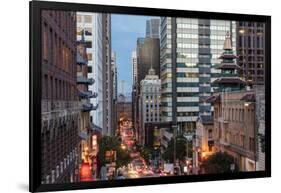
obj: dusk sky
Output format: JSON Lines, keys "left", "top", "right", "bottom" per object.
{"left": 112, "top": 14, "right": 157, "bottom": 95}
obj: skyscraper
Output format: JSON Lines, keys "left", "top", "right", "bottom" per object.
{"left": 236, "top": 21, "right": 265, "bottom": 86}
{"left": 146, "top": 18, "right": 160, "bottom": 38}
{"left": 136, "top": 37, "right": 160, "bottom": 85}
{"left": 102, "top": 14, "right": 114, "bottom": 136}
{"left": 160, "top": 17, "right": 236, "bottom": 132}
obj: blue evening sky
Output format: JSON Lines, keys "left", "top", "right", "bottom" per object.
{"left": 112, "top": 14, "right": 157, "bottom": 95}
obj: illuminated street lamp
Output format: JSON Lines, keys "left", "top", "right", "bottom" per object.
{"left": 202, "top": 152, "right": 206, "bottom": 159}
{"left": 121, "top": 144, "right": 126, "bottom": 150}
{"left": 239, "top": 29, "right": 245, "bottom": 34}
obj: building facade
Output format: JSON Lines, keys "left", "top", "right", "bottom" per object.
{"left": 139, "top": 68, "right": 162, "bottom": 145}
{"left": 76, "top": 34, "right": 100, "bottom": 180}
{"left": 160, "top": 17, "right": 236, "bottom": 133}
{"left": 41, "top": 10, "right": 80, "bottom": 184}
{"left": 209, "top": 90, "right": 257, "bottom": 171}
{"left": 194, "top": 115, "right": 214, "bottom": 169}
{"left": 77, "top": 13, "right": 113, "bottom": 137}
{"left": 236, "top": 22, "right": 265, "bottom": 86}
{"left": 131, "top": 50, "right": 138, "bottom": 85}
{"left": 102, "top": 14, "right": 114, "bottom": 136}
{"left": 112, "top": 51, "right": 118, "bottom": 136}
{"left": 77, "top": 12, "right": 104, "bottom": 132}
{"left": 254, "top": 85, "right": 265, "bottom": 170}
{"left": 117, "top": 94, "right": 132, "bottom": 122}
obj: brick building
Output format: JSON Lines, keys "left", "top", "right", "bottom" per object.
{"left": 41, "top": 10, "right": 80, "bottom": 184}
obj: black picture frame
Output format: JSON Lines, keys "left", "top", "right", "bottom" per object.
{"left": 29, "top": 1, "right": 271, "bottom": 192}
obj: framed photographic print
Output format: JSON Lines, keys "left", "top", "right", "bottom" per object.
{"left": 29, "top": 0, "right": 271, "bottom": 192}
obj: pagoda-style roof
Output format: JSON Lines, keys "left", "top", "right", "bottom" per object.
{"left": 219, "top": 54, "right": 238, "bottom": 59}
{"left": 205, "top": 95, "right": 221, "bottom": 103}
{"left": 197, "top": 114, "right": 214, "bottom": 125}
{"left": 216, "top": 63, "right": 241, "bottom": 70}
{"left": 241, "top": 93, "right": 255, "bottom": 102}
{"left": 212, "top": 77, "right": 246, "bottom": 85}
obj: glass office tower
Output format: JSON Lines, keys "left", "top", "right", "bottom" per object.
{"left": 160, "top": 17, "right": 236, "bottom": 133}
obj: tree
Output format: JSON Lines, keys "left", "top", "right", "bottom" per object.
{"left": 162, "top": 135, "right": 187, "bottom": 162}
{"left": 98, "top": 136, "right": 131, "bottom": 168}
{"left": 140, "top": 147, "right": 153, "bottom": 164}
{"left": 201, "top": 151, "right": 238, "bottom": 174}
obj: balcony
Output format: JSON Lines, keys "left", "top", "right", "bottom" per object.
{"left": 76, "top": 54, "right": 88, "bottom": 65}
{"left": 78, "top": 130, "right": 88, "bottom": 140}
{"left": 82, "top": 102, "right": 98, "bottom": 112}
{"left": 78, "top": 90, "right": 98, "bottom": 99}
{"left": 77, "top": 76, "right": 95, "bottom": 85}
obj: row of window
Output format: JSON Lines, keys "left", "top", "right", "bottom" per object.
{"left": 177, "top": 43, "right": 199, "bottom": 49}
{"left": 161, "top": 102, "right": 199, "bottom": 107}
{"left": 162, "top": 92, "right": 199, "bottom": 97}
{"left": 43, "top": 74, "right": 76, "bottom": 101}
{"left": 43, "top": 22, "right": 75, "bottom": 74}
{"left": 214, "top": 107, "right": 254, "bottom": 123}
{"left": 161, "top": 63, "right": 199, "bottom": 69}
{"left": 177, "top": 23, "right": 198, "bottom": 29}
{"left": 44, "top": 10, "right": 76, "bottom": 39}
{"left": 77, "top": 15, "right": 92, "bottom": 23}
{"left": 162, "top": 82, "right": 199, "bottom": 89}
{"left": 162, "top": 72, "right": 199, "bottom": 79}
{"left": 238, "top": 36, "right": 264, "bottom": 48}
{"left": 161, "top": 111, "right": 199, "bottom": 117}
